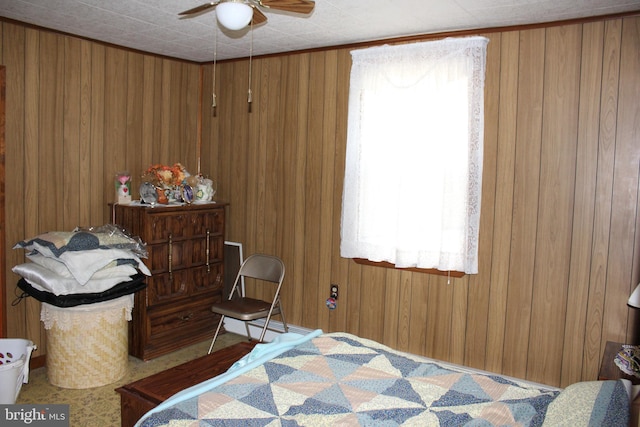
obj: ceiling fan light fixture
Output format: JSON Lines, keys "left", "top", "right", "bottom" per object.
{"left": 216, "top": 1, "right": 253, "bottom": 30}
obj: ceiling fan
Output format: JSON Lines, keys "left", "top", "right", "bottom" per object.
{"left": 179, "top": 0, "right": 315, "bottom": 30}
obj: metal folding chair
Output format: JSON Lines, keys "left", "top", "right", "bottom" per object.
{"left": 207, "top": 253, "right": 288, "bottom": 354}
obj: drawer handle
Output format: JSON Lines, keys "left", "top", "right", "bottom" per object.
{"left": 168, "top": 233, "right": 173, "bottom": 280}
{"left": 206, "top": 230, "right": 210, "bottom": 273}
{"left": 179, "top": 312, "right": 193, "bottom": 321}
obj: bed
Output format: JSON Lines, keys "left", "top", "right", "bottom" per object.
{"left": 135, "top": 330, "right": 630, "bottom": 426}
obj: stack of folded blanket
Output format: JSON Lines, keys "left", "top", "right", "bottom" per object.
{"left": 12, "top": 224, "right": 150, "bottom": 307}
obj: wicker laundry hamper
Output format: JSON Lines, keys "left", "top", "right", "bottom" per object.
{"left": 41, "top": 295, "right": 133, "bottom": 389}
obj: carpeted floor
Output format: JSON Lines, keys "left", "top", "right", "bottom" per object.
{"left": 16, "top": 333, "right": 247, "bottom": 427}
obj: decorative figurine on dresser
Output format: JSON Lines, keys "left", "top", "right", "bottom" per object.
{"left": 112, "top": 164, "right": 226, "bottom": 360}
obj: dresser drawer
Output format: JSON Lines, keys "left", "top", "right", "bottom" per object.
{"left": 143, "top": 209, "right": 224, "bottom": 244}
{"left": 189, "top": 235, "right": 224, "bottom": 267}
{"left": 146, "top": 240, "right": 188, "bottom": 274}
{"left": 146, "top": 236, "right": 224, "bottom": 274}
{"left": 190, "top": 210, "right": 225, "bottom": 238}
{"left": 145, "top": 295, "right": 221, "bottom": 354}
{"left": 143, "top": 211, "right": 191, "bottom": 243}
{"left": 191, "top": 263, "right": 224, "bottom": 297}
{"left": 147, "top": 264, "right": 223, "bottom": 307}
{"left": 146, "top": 270, "right": 190, "bottom": 305}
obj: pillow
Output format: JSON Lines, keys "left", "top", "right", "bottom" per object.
{"left": 26, "top": 253, "right": 141, "bottom": 280}
{"left": 15, "top": 229, "right": 151, "bottom": 285}
{"left": 13, "top": 262, "right": 139, "bottom": 295}
{"left": 16, "top": 275, "right": 146, "bottom": 307}
{"left": 58, "top": 249, "right": 151, "bottom": 285}
{"left": 542, "top": 380, "right": 629, "bottom": 426}
{"left": 14, "top": 230, "right": 141, "bottom": 257}
{"left": 18, "top": 247, "right": 150, "bottom": 285}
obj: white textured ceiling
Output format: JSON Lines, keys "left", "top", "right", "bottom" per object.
{"left": 0, "top": 0, "right": 639, "bottom": 62}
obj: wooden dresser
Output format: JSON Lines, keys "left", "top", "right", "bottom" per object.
{"left": 113, "top": 202, "right": 228, "bottom": 360}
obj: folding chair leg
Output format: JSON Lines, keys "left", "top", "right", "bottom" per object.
{"left": 280, "top": 304, "right": 288, "bottom": 333}
{"left": 258, "top": 314, "right": 273, "bottom": 342}
{"left": 244, "top": 321, "right": 253, "bottom": 341}
{"left": 207, "top": 315, "right": 226, "bottom": 354}
{"left": 257, "top": 302, "right": 287, "bottom": 342}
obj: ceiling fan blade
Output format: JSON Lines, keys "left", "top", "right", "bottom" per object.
{"left": 258, "top": 0, "right": 315, "bottom": 15}
{"left": 252, "top": 7, "right": 268, "bottom": 25}
{"left": 179, "top": 2, "right": 219, "bottom": 16}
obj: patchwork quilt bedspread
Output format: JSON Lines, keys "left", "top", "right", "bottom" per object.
{"left": 138, "top": 332, "right": 629, "bottom": 426}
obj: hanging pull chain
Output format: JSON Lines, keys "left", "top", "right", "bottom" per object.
{"left": 212, "top": 27, "right": 218, "bottom": 116}
{"left": 248, "top": 17, "right": 253, "bottom": 113}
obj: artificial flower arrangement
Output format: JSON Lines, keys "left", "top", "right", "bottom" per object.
{"left": 142, "top": 163, "right": 187, "bottom": 189}
{"left": 141, "top": 163, "right": 215, "bottom": 205}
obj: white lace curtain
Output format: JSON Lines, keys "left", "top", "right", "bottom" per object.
{"left": 340, "top": 37, "right": 488, "bottom": 274}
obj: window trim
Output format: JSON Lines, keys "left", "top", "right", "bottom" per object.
{"left": 353, "top": 258, "right": 465, "bottom": 278}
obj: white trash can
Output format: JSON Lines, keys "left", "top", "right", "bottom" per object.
{"left": 41, "top": 295, "right": 133, "bottom": 389}
{"left": 0, "top": 338, "right": 37, "bottom": 404}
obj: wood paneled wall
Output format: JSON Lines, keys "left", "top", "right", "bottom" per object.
{"left": 203, "top": 16, "right": 640, "bottom": 388}
{"left": 2, "top": 15, "right": 639, "bottom": 387}
{"left": 1, "top": 22, "right": 202, "bottom": 351}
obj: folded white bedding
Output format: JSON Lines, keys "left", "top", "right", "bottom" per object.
{"left": 14, "top": 228, "right": 150, "bottom": 285}
{"left": 12, "top": 262, "right": 140, "bottom": 295}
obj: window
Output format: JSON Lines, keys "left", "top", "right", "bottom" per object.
{"left": 340, "top": 37, "right": 488, "bottom": 275}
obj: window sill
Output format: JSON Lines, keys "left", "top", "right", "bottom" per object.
{"left": 353, "top": 258, "right": 465, "bottom": 278}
